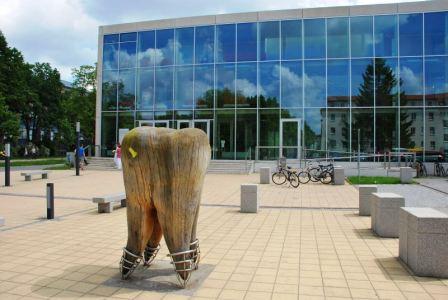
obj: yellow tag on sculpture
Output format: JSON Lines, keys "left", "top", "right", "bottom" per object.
{"left": 128, "top": 147, "right": 138, "bottom": 158}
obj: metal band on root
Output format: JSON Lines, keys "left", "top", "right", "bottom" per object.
{"left": 119, "top": 247, "right": 142, "bottom": 279}
{"left": 143, "top": 244, "right": 160, "bottom": 266}
{"left": 168, "top": 239, "right": 201, "bottom": 288}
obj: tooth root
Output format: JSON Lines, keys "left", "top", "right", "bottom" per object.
{"left": 121, "top": 127, "right": 210, "bottom": 286}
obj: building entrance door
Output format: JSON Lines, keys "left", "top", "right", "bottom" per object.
{"left": 137, "top": 120, "right": 169, "bottom": 127}
{"left": 177, "top": 120, "right": 211, "bottom": 142}
{"left": 280, "top": 119, "right": 301, "bottom": 159}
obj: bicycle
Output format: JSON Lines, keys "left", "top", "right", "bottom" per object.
{"left": 272, "top": 165, "right": 300, "bottom": 188}
{"left": 435, "top": 162, "right": 446, "bottom": 177}
{"left": 308, "top": 162, "right": 334, "bottom": 184}
{"left": 412, "top": 160, "right": 427, "bottom": 177}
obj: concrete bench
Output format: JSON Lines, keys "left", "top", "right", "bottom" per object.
{"left": 399, "top": 207, "right": 448, "bottom": 278}
{"left": 92, "top": 193, "right": 126, "bottom": 213}
{"left": 0, "top": 216, "right": 4, "bottom": 227}
{"left": 358, "top": 185, "right": 378, "bottom": 216}
{"left": 400, "top": 167, "right": 413, "bottom": 183}
{"left": 333, "top": 167, "right": 345, "bottom": 185}
{"left": 241, "top": 184, "right": 259, "bottom": 213}
{"left": 259, "top": 167, "right": 271, "bottom": 184}
{"left": 20, "top": 170, "right": 51, "bottom": 181}
{"left": 371, "top": 192, "right": 405, "bottom": 238}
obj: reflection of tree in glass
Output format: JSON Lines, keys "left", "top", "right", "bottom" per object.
{"left": 196, "top": 89, "right": 214, "bottom": 108}
{"left": 117, "top": 80, "right": 135, "bottom": 110}
{"left": 102, "top": 81, "right": 117, "bottom": 110}
{"left": 352, "top": 58, "right": 413, "bottom": 153}
{"left": 216, "top": 87, "right": 235, "bottom": 107}
{"left": 259, "top": 95, "right": 279, "bottom": 108}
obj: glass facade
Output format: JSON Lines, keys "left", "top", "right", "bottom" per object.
{"left": 100, "top": 10, "right": 448, "bottom": 161}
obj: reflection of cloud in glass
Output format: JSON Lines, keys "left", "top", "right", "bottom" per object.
{"left": 119, "top": 51, "right": 136, "bottom": 68}
{"left": 400, "top": 66, "right": 422, "bottom": 95}
{"left": 236, "top": 79, "right": 257, "bottom": 96}
{"left": 305, "top": 109, "right": 323, "bottom": 135}
{"left": 304, "top": 72, "right": 325, "bottom": 106}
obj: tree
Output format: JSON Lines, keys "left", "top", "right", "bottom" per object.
{"left": 0, "top": 95, "right": 20, "bottom": 144}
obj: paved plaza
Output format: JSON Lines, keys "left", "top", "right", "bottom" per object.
{"left": 0, "top": 170, "right": 448, "bottom": 299}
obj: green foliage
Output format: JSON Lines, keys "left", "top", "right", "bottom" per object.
{"left": 0, "top": 158, "right": 65, "bottom": 167}
{"left": 0, "top": 30, "right": 96, "bottom": 156}
{"left": 347, "top": 176, "right": 407, "bottom": 184}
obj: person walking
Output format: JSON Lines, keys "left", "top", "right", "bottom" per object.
{"left": 76, "top": 144, "right": 86, "bottom": 170}
{"left": 114, "top": 143, "right": 122, "bottom": 170}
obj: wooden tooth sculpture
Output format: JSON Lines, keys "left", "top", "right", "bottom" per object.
{"left": 119, "top": 127, "right": 210, "bottom": 287}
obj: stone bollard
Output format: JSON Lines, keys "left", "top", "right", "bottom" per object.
{"left": 259, "top": 167, "right": 271, "bottom": 184}
{"left": 333, "top": 167, "right": 345, "bottom": 185}
{"left": 400, "top": 167, "right": 413, "bottom": 183}
{"left": 371, "top": 192, "right": 405, "bottom": 238}
{"left": 0, "top": 216, "right": 4, "bottom": 226}
{"left": 241, "top": 184, "right": 259, "bottom": 213}
{"left": 399, "top": 207, "right": 448, "bottom": 278}
{"left": 358, "top": 185, "right": 377, "bottom": 216}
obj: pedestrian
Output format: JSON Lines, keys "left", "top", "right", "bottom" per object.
{"left": 77, "top": 144, "right": 86, "bottom": 170}
{"left": 114, "top": 143, "right": 122, "bottom": 170}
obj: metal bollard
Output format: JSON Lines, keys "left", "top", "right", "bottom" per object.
{"left": 4, "top": 143, "right": 10, "bottom": 187}
{"left": 47, "top": 183, "right": 54, "bottom": 219}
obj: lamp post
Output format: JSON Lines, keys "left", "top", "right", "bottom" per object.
{"left": 4, "top": 143, "right": 10, "bottom": 186}
{"left": 75, "top": 122, "right": 80, "bottom": 176}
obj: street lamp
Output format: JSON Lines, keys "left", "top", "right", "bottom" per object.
{"left": 75, "top": 122, "right": 80, "bottom": 176}
{"left": 4, "top": 143, "right": 10, "bottom": 186}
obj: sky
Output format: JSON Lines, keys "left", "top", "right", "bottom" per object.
{"left": 0, "top": 0, "right": 427, "bottom": 81}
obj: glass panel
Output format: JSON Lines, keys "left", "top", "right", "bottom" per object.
{"left": 327, "top": 17, "right": 349, "bottom": 58}
{"left": 175, "top": 27, "right": 194, "bottom": 64}
{"left": 237, "top": 23, "right": 257, "bottom": 62}
{"left": 103, "top": 44, "right": 118, "bottom": 70}
{"left": 104, "top": 34, "right": 118, "bottom": 44}
{"left": 425, "top": 56, "right": 448, "bottom": 106}
{"left": 154, "top": 111, "right": 173, "bottom": 120}
{"left": 101, "top": 112, "right": 116, "bottom": 157}
{"left": 195, "top": 110, "right": 213, "bottom": 120}
{"left": 282, "top": 121, "right": 299, "bottom": 159}
{"left": 118, "top": 112, "right": 134, "bottom": 138}
{"left": 374, "top": 15, "right": 398, "bottom": 57}
{"left": 304, "top": 19, "right": 325, "bottom": 59}
{"left": 352, "top": 108, "right": 374, "bottom": 153}
{"left": 216, "top": 63, "right": 235, "bottom": 108}
{"left": 156, "top": 29, "right": 175, "bottom": 66}
{"left": 351, "top": 58, "right": 374, "bottom": 107}
{"left": 400, "top": 108, "right": 423, "bottom": 155}
{"left": 155, "top": 66, "right": 173, "bottom": 110}
{"left": 375, "top": 58, "right": 399, "bottom": 106}
{"left": 136, "top": 68, "right": 154, "bottom": 110}
{"left": 195, "top": 26, "right": 214, "bottom": 64}
{"left": 175, "top": 66, "right": 193, "bottom": 109}
{"left": 136, "top": 112, "right": 153, "bottom": 121}
{"left": 102, "top": 70, "right": 117, "bottom": 110}
{"left": 400, "top": 57, "right": 423, "bottom": 106}
{"left": 194, "top": 65, "right": 214, "bottom": 109}
{"left": 304, "top": 60, "right": 325, "bottom": 107}
{"left": 376, "top": 108, "right": 398, "bottom": 153}
{"left": 281, "top": 61, "right": 302, "bottom": 108}
{"left": 281, "top": 20, "right": 302, "bottom": 60}
{"left": 138, "top": 31, "right": 155, "bottom": 68}
{"left": 281, "top": 108, "right": 302, "bottom": 119}
{"left": 236, "top": 109, "right": 256, "bottom": 159}
{"left": 350, "top": 16, "right": 373, "bottom": 58}
{"left": 425, "top": 108, "right": 448, "bottom": 161}
{"left": 425, "top": 12, "right": 448, "bottom": 55}
{"left": 215, "top": 110, "right": 235, "bottom": 159}
{"left": 327, "top": 109, "right": 350, "bottom": 157}
{"left": 120, "top": 32, "right": 137, "bottom": 42}
{"left": 259, "top": 21, "right": 280, "bottom": 61}
{"left": 236, "top": 63, "right": 257, "bottom": 108}
{"left": 327, "top": 59, "right": 349, "bottom": 107}
{"left": 216, "top": 24, "right": 235, "bottom": 63}
{"left": 259, "top": 109, "right": 279, "bottom": 160}
{"left": 304, "top": 108, "right": 326, "bottom": 159}
{"left": 399, "top": 14, "right": 423, "bottom": 56}
{"left": 259, "top": 62, "right": 280, "bottom": 108}
{"left": 117, "top": 69, "right": 135, "bottom": 110}
{"left": 119, "top": 42, "right": 136, "bottom": 69}
{"left": 175, "top": 110, "right": 193, "bottom": 120}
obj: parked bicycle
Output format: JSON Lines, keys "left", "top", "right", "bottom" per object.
{"left": 412, "top": 160, "right": 427, "bottom": 177}
{"left": 272, "top": 165, "right": 300, "bottom": 188}
{"left": 434, "top": 162, "right": 446, "bottom": 177}
{"left": 297, "top": 161, "right": 334, "bottom": 184}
